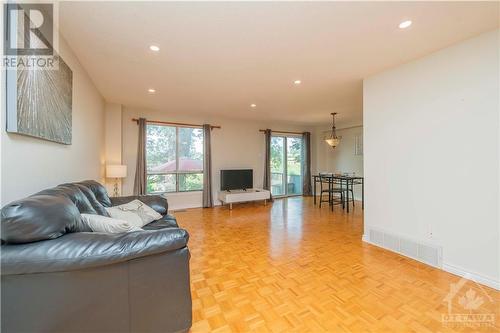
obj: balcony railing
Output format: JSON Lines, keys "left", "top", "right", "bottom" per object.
{"left": 271, "top": 172, "right": 302, "bottom": 196}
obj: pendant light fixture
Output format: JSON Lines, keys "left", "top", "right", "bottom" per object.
{"left": 325, "top": 112, "right": 340, "bottom": 148}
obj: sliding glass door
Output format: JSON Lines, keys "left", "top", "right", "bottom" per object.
{"left": 270, "top": 135, "right": 303, "bottom": 197}
{"left": 286, "top": 137, "right": 303, "bottom": 195}
{"left": 271, "top": 136, "right": 285, "bottom": 195}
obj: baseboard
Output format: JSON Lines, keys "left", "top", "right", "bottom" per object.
{"left": 168, "top": 202, "right": 203, "bottom": 211}
{"left": 362, "top": 234, "right": 500, "bottom": 291}
{"left": 442, "top": 262, "right": 500, "bottom": 291}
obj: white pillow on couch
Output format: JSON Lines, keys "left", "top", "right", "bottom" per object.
{"left": 81, "top": 214, "right": 141, "bottom": 233}
{"left": 105, "top": 199, "right": 162, "bottom": 228}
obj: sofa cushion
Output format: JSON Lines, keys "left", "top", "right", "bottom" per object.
{"left": 38, "top": 184, "right": 98, "bottom": 215}
{"left": 1, "top": 195, "right": 88, "bottom": 244}
{"left": 81, "top": 214, "right": 141, "bottom": 233}
{"left": 106, "top": 200, "right": 163, "bottom": 228}
{"left": 77, "top": 180, "right": 112, "bottom": 207}
{"left": 110, "top": 195, "right": 168, "bottom": 215}
{"left": 1, "top": 228, "right": 189, "bottom": 275}
{"left": 143, "top": 214, "right": 179, "bottom": 230}
{"left": 73, "top": 184, "right": 111, "bottom": 216}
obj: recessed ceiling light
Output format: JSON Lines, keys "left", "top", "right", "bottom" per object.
{"left": 250, "top": 104, "right": 257, "bottom": 108}
{"left": 148, "top": 88, "right": 156, "bottom": 93}
{"left": 149, "top": 45, "right": 160, "bottom": 52}
{"left": 294, "top": 80, "right": 302, "bottom": 85}
{"left": 398, "top": 20, "right": 412, "bottom": 29}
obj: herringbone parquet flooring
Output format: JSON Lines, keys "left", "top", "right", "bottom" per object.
{"left": 175, "top": 197, "right": 499, "bottom": 333}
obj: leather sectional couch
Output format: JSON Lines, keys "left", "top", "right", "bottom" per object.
{"left": 1, "top": 180, "right": 192, "bottom": 333}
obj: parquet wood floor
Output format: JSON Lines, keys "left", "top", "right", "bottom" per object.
{"left": 174, "top": 197, "right": 499, "bottom": 333}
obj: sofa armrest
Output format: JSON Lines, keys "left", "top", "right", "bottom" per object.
{"left": 1, "top": 228, "right": 188, "bottom": 276}
{"left": 111, "top": 195, "right": 168, "bottom": 215}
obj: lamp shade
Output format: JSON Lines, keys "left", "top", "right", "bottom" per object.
{"left": 106, "top": 165, "right": 127, "bottom": 178}
{"left": 324, "top": 112, "right": 340, "bottom": 149}
{"left": 325, "top": 137, "right": 340, "bottom": 148}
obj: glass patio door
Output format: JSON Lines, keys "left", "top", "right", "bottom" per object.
{"left": 270, "top": 135, "right": 303, "bottom": 197}
{"left": 271, "top": 136, "right": 285, "bottom": 196}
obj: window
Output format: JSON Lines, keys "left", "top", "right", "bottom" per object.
{"left": 146, "top": 124, "right": 203, "bottom": 193}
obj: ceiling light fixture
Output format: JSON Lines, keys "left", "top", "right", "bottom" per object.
{"left": 325, "top": 113, "right": 340, "bottom": 148}
{"left": 398, "top": 20, "right": 412, "bottom": 29}
{"left": 294, "top": 80, "right": 302, "bottom": 85}
{"left": 148, "top": 88, "right": 156, "bottom": 93}
{"left": 149, "top": 45, "right": 160, "bottom": 52}
{"left": 250, "top": 104, "right": 257, "bottom": 108}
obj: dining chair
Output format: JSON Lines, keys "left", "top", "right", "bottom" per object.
{"left": 342, "top": 178, "right": 356, "bottom": 209}
{"left": 319, "top": 173, "right": 345, "bottom": 211}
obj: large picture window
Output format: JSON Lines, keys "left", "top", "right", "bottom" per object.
{"left": 146, "top": 124, "right": 203, "bottom": 193}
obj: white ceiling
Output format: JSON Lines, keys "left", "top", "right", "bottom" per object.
{"left": 59, "top": 1, "right": 499, "bottom": 127}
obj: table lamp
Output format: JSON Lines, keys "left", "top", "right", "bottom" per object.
{"left": 106, "top": 165, "right": 127, "bottom": 197}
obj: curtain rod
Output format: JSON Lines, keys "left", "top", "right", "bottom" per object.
{"left": 132, "top": 118, "right": 221, "bottom": 129}
{"left": 259, "top": 129, "right": 305, "bottom": 135}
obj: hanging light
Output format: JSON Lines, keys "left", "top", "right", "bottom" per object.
{"left": 325, "top": 112, "right": 340, "bottom": 148}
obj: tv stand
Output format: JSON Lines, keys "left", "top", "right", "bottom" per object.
{"left": 225, "top": 189, "right": 247, "bottom": 193}
{"left": 218, "top": 188, "right": 271, "bottom": 210}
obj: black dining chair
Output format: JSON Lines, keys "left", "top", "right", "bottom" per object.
{"left": 343, "top": 177, "right": 357, "bottom": 209}
{"left": 335, "top": 177, "right": 355, "bottom": 209}
{"left": 318, "top": 174, "right": 345, "bottom": 211}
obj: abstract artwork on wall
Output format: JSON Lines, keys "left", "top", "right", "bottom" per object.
{"left": 6, "top": 55, "right": 73, "bottom": 145}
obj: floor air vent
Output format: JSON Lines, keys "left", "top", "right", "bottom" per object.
{"left": 365, "top": 227, "right": 442, "bottom": 268}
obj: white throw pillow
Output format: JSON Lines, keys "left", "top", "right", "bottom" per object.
{"left": 81, "top": 214, "right": 142, "bottom": 233}
{"left": 106, "top": 200, "right": 162, "bottom": 228}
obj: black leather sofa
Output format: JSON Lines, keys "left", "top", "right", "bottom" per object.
{"left": 1, "top": 180, "right": 192, "bottom": 333}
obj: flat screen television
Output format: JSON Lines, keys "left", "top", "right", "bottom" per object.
{"left": 220, "top": 169, "right": 253, "bottom": 191}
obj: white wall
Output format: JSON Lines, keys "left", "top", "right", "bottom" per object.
{"left": 314, "top": 126, "right": 363, "bottom": 200}
{"left": 104, "top": 103, "right": 123, "bottom": 195}
{"left": 0, "top": 34, "right": 105, "bottom": 205}
{"left": 120, "top": 107, "right": 314, "bottom": 210}
{"left": 363, "top": 30, "right": 499, "bottom": 289}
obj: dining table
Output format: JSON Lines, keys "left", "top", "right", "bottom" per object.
{"left": 312, "top": 174, "right": 364, "bottom": 212}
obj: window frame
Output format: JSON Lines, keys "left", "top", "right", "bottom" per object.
{"left": 146, "top": 124, "right": 204, "bottom": 194}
